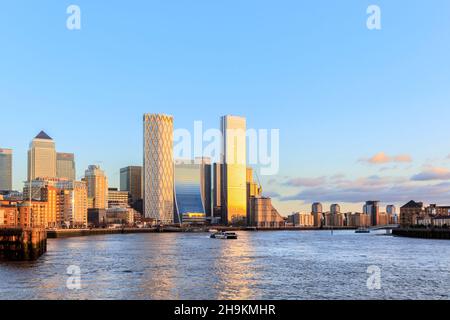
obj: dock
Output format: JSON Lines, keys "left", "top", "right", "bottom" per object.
{"left": 0, "top": 227, "right": 47, "bottom": 260}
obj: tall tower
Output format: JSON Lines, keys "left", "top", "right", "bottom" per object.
{"left": 143, "top": 114, "right": 174, "bottom": 224}
{"left": 221, "top": 115, "right": 247, "bottom": 225}
{"left": 28, "top": 131, "right": 57, "bottom": 180}
{"left": 364, "top": 201, "right": 380, "bottom": 226}
{"left": 312, "top": 202, "right": 323, "bottom": 227}
{"left": 57, "top": 152, "right": 76, "bottom": 181}
{"left": 84, "top": 165, "right": 108, "bottom": 209}
{"left": 0, "top": 148, "right": 12, "bottom": 191}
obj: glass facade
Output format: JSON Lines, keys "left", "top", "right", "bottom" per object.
{"left": 56, "top": 152, "right": 76, "bottom": 181}
{"left": 174, "top": 161, "right": 205, "bottom": 224}
{"left": 221, "top": 115, "right": 247, "bottom": 224}
{"left": 0, "top": 148, "right": 12, "bottom": 191}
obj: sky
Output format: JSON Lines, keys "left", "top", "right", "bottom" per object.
{"left": 1, "top": 1, "right": 450, "bottom": 215}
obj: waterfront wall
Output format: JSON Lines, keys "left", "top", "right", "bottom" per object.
{"left": 393, "top": 228, "right": 450, "bottom": 240}
{"left": 0, "top": 228, "right": 47, "bottom": 260}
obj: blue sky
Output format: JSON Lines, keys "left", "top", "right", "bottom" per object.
{"left": 1, "top": 1, "right": 450, "bottom": 215}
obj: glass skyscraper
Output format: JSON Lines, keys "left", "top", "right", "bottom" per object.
{"left": 120, "top": 166, "right": 142, "bottom": 203}
{"left": 0, "top": 148, "right": 12, "bottom": 191}
{"left": 143, "top": 114, "right": 174, "bottom": 224}
{"left": 174, "top": 160, "right": 206, "bottom": 224}
{"left": 56, "top": 152, "right": 76, "bottom": 181}
{"left": 221, "top": 115, "right": 247, "bottom": 225}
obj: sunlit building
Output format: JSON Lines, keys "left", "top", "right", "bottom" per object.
{"left": 84, "top": 165, "right": 108, "bottom": 210}
{"left": 108, "top": 188, "right": 130, "bottom": 208}
{"left": 56, "top": 180, "right": 88, "bottom": 228}
{"left": 28, "top": 131, "right": 57, "bottom": 180}
{"left": 248, "top": 196, "right": 285, "bottom": 228}
{"left": 246, "top": 167, "right": 262, "bottom": 225}
{"left": 0, "top": 148, "right": 12, "bottom": 191}
{"left": 143, "top": 114, "right": 174, "bottom": 224}
{"left": 221, "top": 115, "right": 247, "bottom": 225}
{"left": 56, "top": 152, "right": 76, "bottom": 181}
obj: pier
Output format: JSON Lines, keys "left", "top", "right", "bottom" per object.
{"left": 0, "top": 227, "right": 47, "bottom": 260}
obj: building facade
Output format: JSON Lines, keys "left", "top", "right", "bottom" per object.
{"left": 120, "top": 166, "right": 142, "bottom": 204}
{"left": 174, "top": 160, "right": 206, "bottom": 224}
{"left": 311, "top": 202, "right": 323, "bottom": 227}
{"left": 248, "top": 196, "right": 285, "bottom": 228}
{"left": 143, "top": 114, "right": 174, "bottom": 224}
{"left": 364, "top": 201, "right": 380, "bottom": 226}
{"left": 400, "top": 200, "right": 424, "bottom": 227}
{"left": 84, "top": 165, "right": 108, "bottom": 210}
{"left": 56, "top": 152, "right": 76, "bottom": 181}
{"left": 221, "top": 115, "right": 247, "bottom": 225}
{"left": 28, "top": 131, "right": 57, "bottom": 180}
{"left": 108, "top": 188, "right": 130, "bottom": 208}
{"left": 0, "top": 148, "right": 12, "bottom": 191}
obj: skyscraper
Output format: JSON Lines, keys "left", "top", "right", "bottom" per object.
{"left": 212, "top": 162, "right": 223, "bottom": 223}
{"left": 84, "top": 165, "right": 108, "bottom": 209}
{"left": 0, "top": 148, "right": 12, "bottom": 191}
{"left": 120, "top": 166, "right": 142, "bottom": 203}
{"left": 312, "top": 202, "right": 323, "bottom": 227}
{"left": 364, "top": 201, "right": 380, "bottom": 226}
{"left": 174, "top": 160, "right": 206, "bottom": 224}
{"left": 221, "top": 115, "right": 247, "bottom": 225}
{"left": 143, "top": 114, "right": 174, "bottom": 224}
{"left": 28, "top": 131, "right": 57, "bottom": 180}
{"left": 197, "top": 157, "right": 212, "bottom": 220}
{"left": 56, "top": 152, "right": 76, "bottom": 181}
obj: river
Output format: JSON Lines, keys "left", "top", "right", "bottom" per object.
{"left": 0, "top": 230, "right": 449, "bottom": 300}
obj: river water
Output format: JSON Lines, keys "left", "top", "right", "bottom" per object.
{"left": 0, "top": 230, "right": 449, "bottom": 300}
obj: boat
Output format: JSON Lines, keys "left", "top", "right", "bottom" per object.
{"left": 210, "top": 231, "right": 238, "bottom": 240}
{"left": 355, "top": 227, "right": 370, "bottom": 234}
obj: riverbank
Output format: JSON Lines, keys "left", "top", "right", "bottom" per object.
{"left": 47, "top": 226, "right": 357, "bottom": 238}
{"left": 393, "top": 228, "right": 450, "bottom": 240}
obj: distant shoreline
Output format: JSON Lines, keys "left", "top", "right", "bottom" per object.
{"left": 46, "top": 226, "right": 358, "bottom": 239}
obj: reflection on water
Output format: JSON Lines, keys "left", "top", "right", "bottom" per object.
{"left": 1, "top": 230, "right": 450, "bottom": 300}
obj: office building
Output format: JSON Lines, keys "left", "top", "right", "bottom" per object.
{"left": 174, "top": 160, "right": 206, "bottom": 224}
{"left": 221, "top": 115, "right": 247, "bottom": 225}
{"left": 84, "top": 165, "right": 108, "bottom": 210}
{"left": 143, "top": 114, "right": 174, "bottom": 224}
{"left": 198, "top": 157, "right": 212, "bottom": 219}
{"left": 0, "top": 148, "right": 12, "bottom": 191}
{"left": 246, "top": 167, "right": 262, "bottom": 225}
{"left": 212, "top": 162, "right": 223, "bottom": 223}
{"left": 108, "top": 188, "right": 130, "bottom": 208}
{"left": 120, "top": 166, "right": 142, "bottom": 204}
{"left": 364, "top": 201, "right": 380, "bottom": 226}
{"left": 56, "top": 152, "right": 76, "bottom": 181}
{"left": 28, "top": 131, "right": 57, "bottom": 180}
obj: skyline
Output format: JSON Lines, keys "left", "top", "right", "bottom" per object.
{"left": 2, "top": 1, "right": 450, "bottom": 214}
